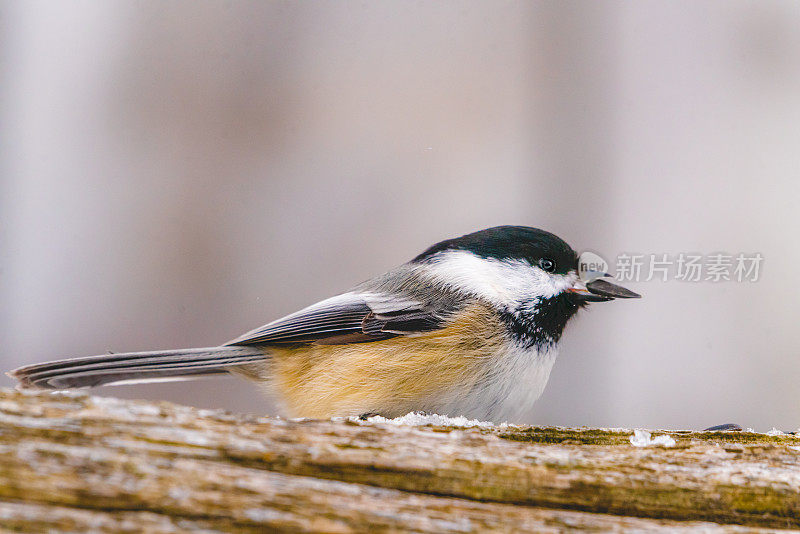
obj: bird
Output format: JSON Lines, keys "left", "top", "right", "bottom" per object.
{"left": 8, "top": 226, "right": 640, "bottom": 422}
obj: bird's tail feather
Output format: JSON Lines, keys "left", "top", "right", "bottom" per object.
{"left": 7, "top": 346, "right": 267, "bottom": 390}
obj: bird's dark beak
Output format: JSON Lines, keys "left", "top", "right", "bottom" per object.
{"left": 568, "top": 276, "right": 641, "bottom": 302}
{"left": 585, "top": 278, "right": 641, "bottom": 299}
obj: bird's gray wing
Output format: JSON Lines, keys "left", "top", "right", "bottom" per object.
{"left": 225, "top": 292, "right": 450, "bottom": 346}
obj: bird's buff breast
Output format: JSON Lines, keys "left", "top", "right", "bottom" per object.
{"left": 234, "top": 304, "right": 558, "bottom": 422}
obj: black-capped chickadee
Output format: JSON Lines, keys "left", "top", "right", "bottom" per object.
{"left": 9, "top": 226, "right": 640, "bottom": 421}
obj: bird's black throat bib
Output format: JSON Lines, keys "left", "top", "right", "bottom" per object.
{"left": 500, "top": 293, "right": 582, "bottom": 349}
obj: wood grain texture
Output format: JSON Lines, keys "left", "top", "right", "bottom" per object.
{"left": 0, "top": 388, "right": 798, "bottom": 532}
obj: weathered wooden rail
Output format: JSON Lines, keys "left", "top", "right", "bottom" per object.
{"left": 0, "top": 388, "right": 798, "bottom": 532}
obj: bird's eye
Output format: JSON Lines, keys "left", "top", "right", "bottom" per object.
{"left": 539, "top": 258, "right": 556, "bottom": 272}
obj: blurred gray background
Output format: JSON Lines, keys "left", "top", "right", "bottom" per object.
{"left": 2, "top": 1, "right": 799, "bottom": 430}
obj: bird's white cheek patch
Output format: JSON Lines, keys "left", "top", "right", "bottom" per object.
{"left": 425, "top": 250, "right": 568, "bottom": 305}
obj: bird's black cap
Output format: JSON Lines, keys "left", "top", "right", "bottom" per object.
{"left": 412, "top": 226, "right": 578, "bottom": 275}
